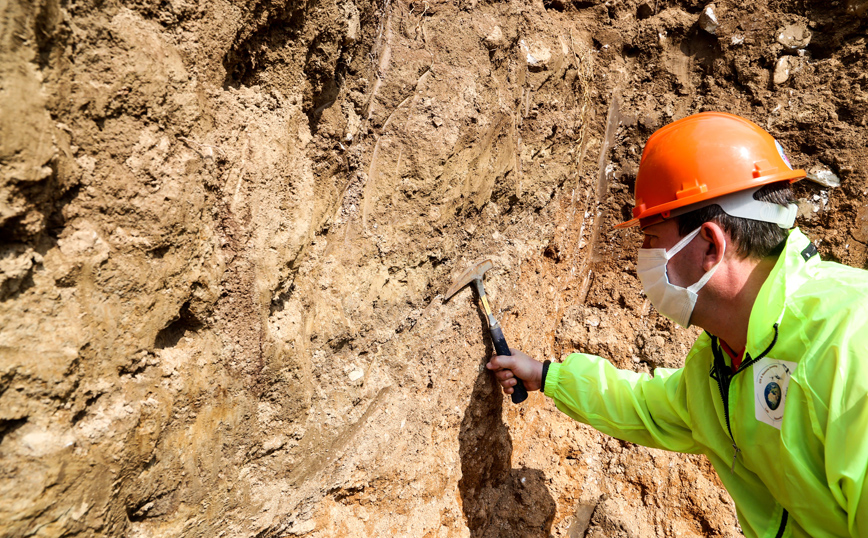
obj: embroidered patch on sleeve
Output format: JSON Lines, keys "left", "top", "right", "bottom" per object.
{"left": 753, "top": 357, "right": 797, "bottom": 429}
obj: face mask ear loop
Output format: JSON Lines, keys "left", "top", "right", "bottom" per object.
{"left": 687, "top": 238, "right": 726, "bottom": 294}
{"left": 664, "top": 227, "right": 703, "bottom": 260}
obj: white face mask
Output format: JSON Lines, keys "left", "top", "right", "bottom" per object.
{"left": 636, "top": 227, "right": 725, "bottom": 328}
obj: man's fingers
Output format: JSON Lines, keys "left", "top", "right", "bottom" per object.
{"left": 486, "top": 348, "right": 540, "bottom": 394}
{"left": 487, "top": 353, "right": 516, "bottom": 370}
{"left": 489, "top": 354, "right": 523, "bottom": 391}
{"left": 494, "top": 369, "right": 514, "bottom": 381}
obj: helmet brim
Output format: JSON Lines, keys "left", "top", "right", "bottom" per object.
{"left": 614, "top": 172, "right": 805, "bottom": 229}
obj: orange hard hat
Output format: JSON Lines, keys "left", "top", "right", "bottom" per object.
{"left": 616, "top": 112, "right": 805, "bottom": 229}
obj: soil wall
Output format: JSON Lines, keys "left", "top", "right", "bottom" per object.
{"left": 1, "top": 0, "right": 866, "bottom": 536}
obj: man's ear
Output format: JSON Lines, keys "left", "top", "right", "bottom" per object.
{"left": 699, "top": 222, "right": 727, "bottom": 271}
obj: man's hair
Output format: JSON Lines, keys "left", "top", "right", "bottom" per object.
{"left": 676, "top": 182, "right": 795, "bottom": 259}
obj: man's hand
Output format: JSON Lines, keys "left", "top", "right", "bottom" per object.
{"left": 486, "top": 349, "right": 544, "bottom": 395}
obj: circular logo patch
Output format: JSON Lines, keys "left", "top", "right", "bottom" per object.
{"left": 754, "top": 357, "right": 796, "bottom": 429}
{"left": 764, "top": 381, "right": 782, "bottom": 410}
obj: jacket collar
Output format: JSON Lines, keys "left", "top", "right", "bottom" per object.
{"left": 745, "top": 228, "right": 817, "bottom": 358}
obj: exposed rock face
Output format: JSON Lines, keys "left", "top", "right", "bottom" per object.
{"left": 1, "top": 0, "right": 866, "bottom": 537}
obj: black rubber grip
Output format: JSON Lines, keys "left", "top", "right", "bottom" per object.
{"left": 490, "top": 325, "right": 528, "bottom": 404}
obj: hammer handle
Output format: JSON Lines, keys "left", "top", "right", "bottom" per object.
{"left": 490, "top": 325, "right": 528, "bottom": 404}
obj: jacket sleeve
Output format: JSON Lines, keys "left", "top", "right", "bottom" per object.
{"left": 545, "top": 352, "right": 700, "bottom": 454}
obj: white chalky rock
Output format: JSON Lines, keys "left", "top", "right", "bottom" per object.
{"left": 806, "top": 166, "right": 841, "bottom": 188}
{"left": 699, "top": 4, "right": 720, "bottom": 35}
{"left": 520, "top": 39, "right": 552, "bottom": 72}
{"left": 773, "top": 56, "right": 800, "bottom": 84}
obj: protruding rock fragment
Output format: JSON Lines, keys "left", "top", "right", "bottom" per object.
{"left": 773, "top": 56, "right": 799, "bottom": 84}
{"left": 484, "top": 26, "right": 506, "bottom": 50}
{"left": 776, "top": 23, "right": 812, "bottom": 51}
{"left": 520, "top": 39, "right": 552, "bottom": 72}
{"left": 806, "top": 166, "right": 841, "bottom": 188}
{"left": 0, "top": 245, "right": 36, "bottom": 299}
{"left": 342, "top": 0, "right": 360, "bottom": 44}
{"left": 699, "top": 4, "right": 720, "bottom": 35}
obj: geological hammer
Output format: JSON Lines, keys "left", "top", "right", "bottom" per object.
{"left": 445, "top": 259, "right": 528, "bottom": 404}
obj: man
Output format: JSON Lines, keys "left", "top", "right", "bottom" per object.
{"left": 487, "top": 112, "right": 868, "bottom": 537}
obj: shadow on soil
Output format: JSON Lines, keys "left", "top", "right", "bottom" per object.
{"left": 458, "top": 352, "right": 556, "bottom": 537}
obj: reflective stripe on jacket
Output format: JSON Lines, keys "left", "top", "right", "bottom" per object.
{"left": 544, "top": 228, "right": 868, "bottom": 538}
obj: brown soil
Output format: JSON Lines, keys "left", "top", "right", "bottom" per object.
{"left": 1, "top": 0, "right": 866, "bottom": 536}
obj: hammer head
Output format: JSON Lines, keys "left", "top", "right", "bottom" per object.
{"left": 444, "top": 259, "right": 494, "bottom": 301}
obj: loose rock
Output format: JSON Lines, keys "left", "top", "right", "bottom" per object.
{"left": 776, "top": 22, "right": 812, "bottom": 51}
{"left": 773, "top": 55, "right": 800, "bottom": 85}
{"left": 521, "top": 39, "right": 553, "bottom": 72}
{"left": 699, "top": 4, "right": 720, "bottom": 35}
{"left": 0, "top": 245, "right": 36, "bottom": 299}
{"left": 484, "top": 26, "right": 506, "bottom": 50}
{"left": 806, "top": 166, "right": 841, "bottom": 188}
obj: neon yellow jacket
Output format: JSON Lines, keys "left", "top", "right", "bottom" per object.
{"left": 544, "top": 229, "right": 868, "bottom": 538}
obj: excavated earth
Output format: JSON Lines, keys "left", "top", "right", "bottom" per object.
{"left": 1, "top": 0, "right": 867, "bottom": 536}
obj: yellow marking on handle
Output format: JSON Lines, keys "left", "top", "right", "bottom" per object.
{"left": 480, "top": 295, "right": 492, "bottom": 316}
